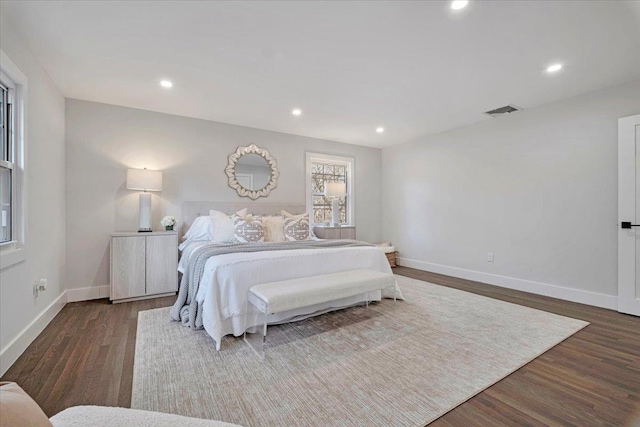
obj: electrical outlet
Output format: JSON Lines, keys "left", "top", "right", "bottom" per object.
{"left": 487, "top": 252, "right": 494, "bottom": 262}
{"left": 34, "top": 279, "right": 47, "bottom": 298}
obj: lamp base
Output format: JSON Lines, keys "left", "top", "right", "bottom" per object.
{"left": 331, "top": 197, "right": 340, "bottom": 227}
{"left": 139, "top": 192, "right": 152, "bottom": 232}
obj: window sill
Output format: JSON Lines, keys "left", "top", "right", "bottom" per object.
{"left": 0, "top": 242, "right": 25, "bottom": 270}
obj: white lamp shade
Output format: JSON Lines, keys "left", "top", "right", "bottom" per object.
{"left": 127, "top": 168, "right": 162, "bottom": 192}
{"left": 324, "top": 181, "right": 346, "bottom": 198}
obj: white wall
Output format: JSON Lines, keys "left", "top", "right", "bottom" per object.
{"left": 65, "top": 99, "right": 382, "bottom": 292}
{"left": 382, "top": 79, "right": 640, "bottom": 308}
{"left": 0, "top": 14, "right": 66, "bottom": 373}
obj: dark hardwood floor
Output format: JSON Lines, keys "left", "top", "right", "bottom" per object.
{"left": 1, "top": 296, "right": 175, "bottom": 416}
{"left": 397, "top": 267, "right": 640, "bottom": 427}
{"left": 3, "top": 267, "right": 639, "bottom": 426}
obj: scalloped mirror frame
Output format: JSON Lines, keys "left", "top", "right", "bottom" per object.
{"left": 225, "top": 144, "right": 279, "bottom": 199}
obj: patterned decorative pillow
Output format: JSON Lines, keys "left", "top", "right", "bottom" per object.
{"left": 282, "top": 210, "right": 317, "bottom": 239}
{"left": 283, "top": 213, "right": 311, "bottom": 241}
{"left": 233, "top": 214, "right": 265, "bottom": 243}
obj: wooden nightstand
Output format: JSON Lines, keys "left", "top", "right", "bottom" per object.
{"left": 313, "top": 225, "right": 356, "bottom": 240}
{"left": 110, "top": 231, "right": 178, "bottom": 303}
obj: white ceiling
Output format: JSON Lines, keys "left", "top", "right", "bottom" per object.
{"left": 3, "top": 1, "right": 640, "bottom": 148}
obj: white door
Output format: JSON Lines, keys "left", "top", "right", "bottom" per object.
{"left": 618, "top": 114, "right": 640, "bottom": 316}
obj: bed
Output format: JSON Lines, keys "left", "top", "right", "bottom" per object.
{"left": 171, "top": 202, "right": 403, "bottom": 350}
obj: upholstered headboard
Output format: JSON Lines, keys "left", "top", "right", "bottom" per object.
{"left": 182, "top": 201, "right": 307, "bottom": 233}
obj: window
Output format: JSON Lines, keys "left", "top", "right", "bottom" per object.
{"left": 306, "top": 153, "right": 354, "bottom": 225}
{"left": 0, "top": 50, "right": 26, "bottom": 261}
{"left": 0, "top": 78, "right": 13, "bottom": 244}
{"left": 311, "top": 162, "right": 348, "bottom": 224}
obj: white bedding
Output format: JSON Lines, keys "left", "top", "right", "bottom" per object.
{"left": 179, "top": 242, "right": 402, "bottom": 349}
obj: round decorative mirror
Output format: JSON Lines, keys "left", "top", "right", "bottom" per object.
{"left": 225, "top": 144, "right": 279, "bottom": 199}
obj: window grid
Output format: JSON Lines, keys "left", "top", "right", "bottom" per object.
{"left": 1, "top": 82, "right": 7, "bottom": 161}
{"left": 0, "top": 80, "right": 13, "bottom": 243}
{"left": 311, "top": 162, "right": 348, "bottom": 224}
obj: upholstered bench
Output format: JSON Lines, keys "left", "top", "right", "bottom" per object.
{"left": 244, "top": 269, "right": 397, "bottom": 358}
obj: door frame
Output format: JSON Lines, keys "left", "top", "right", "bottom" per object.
{"left": 618, "top": 114, "right": 640, "bottom": 315}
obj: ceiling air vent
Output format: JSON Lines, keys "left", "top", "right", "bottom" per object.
{"left": 484, "top": 104, "right": 522, "bottom": 118}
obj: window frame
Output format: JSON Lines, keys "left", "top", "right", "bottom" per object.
{"left": 1, "top": 77, "right": 15, "bottom": 245}
{"left": 0, "top": 50, "right": 27, "bottom": 269}
{"left": 305, "top": 152, "right": 355, "bottom": 226}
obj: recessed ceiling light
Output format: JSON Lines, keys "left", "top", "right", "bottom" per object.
{"left": 451, "top": 0, "right": 469, "bottom": 10}
{"left": 160, "top": 80, "right": 173, "bottom": 88}
{"left": 546, "top": 63, "right": 563, "bottom": 73}
{"left": 376, "top": 127, "right": 384, "bottom": 133}
{"left": 292, "top": 108, "right": 302, "bottom": 116}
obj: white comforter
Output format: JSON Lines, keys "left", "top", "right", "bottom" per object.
{"left": 180, "top": 243, "right": 402, "bottom": 349}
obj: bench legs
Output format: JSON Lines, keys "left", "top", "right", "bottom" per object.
{"left": 244, "top": 286, "right": 398, "bottom": 359}
{"left": 363, "top": 286, "right": 398, "bottom": 308}
{"left": 244, "top": 292, "right": 268, "bottom": 360}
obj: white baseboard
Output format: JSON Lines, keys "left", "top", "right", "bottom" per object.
{"left": 0, "top": 291, "right": 67, "bottom": 376}
{"left": 66, "top": 285, "right": 110, "bottom": 302}
{"left": 397, "top": 257, "right": 618, "bottom": 311}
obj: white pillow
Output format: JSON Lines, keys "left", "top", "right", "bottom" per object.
{"left": 182, "top": 216, "right": 213, "bottom": 243}
{"left": 181, "top": 209, "right": 248, "bottom": 250}
{"left": 212, "top": 208, "right": 247, "bottom": 218}
{"left": 209, "top": 208, "right": 248, "bottom": 243}
{"left": 179, "top": 216, "right": 213, "bottom": 250}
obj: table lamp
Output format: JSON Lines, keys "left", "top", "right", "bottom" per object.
{"left": 127, "top": 168, "right": 162, "bottom": 232}
{"left": 324, "top": 181, "right": 346, "bottom": 226}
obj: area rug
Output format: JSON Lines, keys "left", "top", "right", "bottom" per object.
{"left": 132, "top": 275, "right": 588, "bottom": 427}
